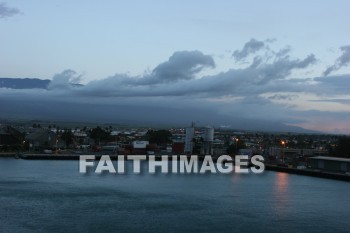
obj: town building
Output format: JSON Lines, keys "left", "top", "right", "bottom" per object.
{"left": 0, "top": 126, "right": 23, "bottom": 147}
{"left": 184, "top": 123, "right": 195, "bottom": 154}
{"left": 201, "top": 126, "right": 214, "bottom": 155}
{"left": 309, "top": 156, "right": 350, "bottom": 174}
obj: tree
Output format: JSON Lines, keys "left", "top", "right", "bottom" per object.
{"left": 332, "top": 136, "right": 350, "bottom": 158}
{"left": 227, "top": 138, "right": 246, "bottom": 154}
{"left": 146, "top": 130, "right": 172, "bottom": 145}
{"left": 61, "top": 129, "right": 75, "bottom": 147}
{"left": 227, "top": 144, "right": 236, "bottom": 154}
{"left": 89, "top": 127, "right": 111, "bottom": 145}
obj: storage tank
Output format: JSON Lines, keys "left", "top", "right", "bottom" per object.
{"left": 203, "top": 126, "right": 214, "bottom": 142}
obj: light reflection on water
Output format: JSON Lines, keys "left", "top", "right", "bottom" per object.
{"left": 273, "top": 172, "right": 290, "bottom": 217}
{"left": 0, "top": 158, "right": 350, "bottom": 233}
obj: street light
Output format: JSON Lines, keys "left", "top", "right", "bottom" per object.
{"left": 233, "top": 138, "right": 239, "bottom": 153}
{"left": 281, "top": 140, "right": 286, "bottom": 163}
{"left": 22, "top": 140, "right": 26, "bottom": 153}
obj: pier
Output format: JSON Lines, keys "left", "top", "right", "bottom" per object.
{"left": 265, "top": 164, "right": 350, "bottom": 182}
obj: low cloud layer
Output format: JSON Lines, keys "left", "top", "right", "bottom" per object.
{"left": 0, "top": 2, "right": 20, "bottom": 18}
{"left": 48, "top": 69, "right": 82, "bottom": 90}
{"left": 1, "top": 39, "right": 350, "bottom": 133}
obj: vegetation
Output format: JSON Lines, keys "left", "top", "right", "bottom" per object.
{"left": 331, "top": 136, "right": 350, "bottom": 158}
{"left": 227, "top": 138, "right": 246, "bottom": 154}
{"left": 89, "top": 127, "right": 111, "bottom": 145}
{"left": 60, "top": 129, "right": 75, "bottom": 147}
{"left": 146, "top": 130, "right": 172, "bottom": 145}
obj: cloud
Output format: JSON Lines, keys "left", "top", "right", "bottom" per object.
{"left": 248, "top": 53, "right": 316, "bottom": 85}
{"left": 151, "top": 50, "right": 215, "bottom": 83}
{"left": 324, "top": 45, "right": 350, "bottom": 76}
{"left": 313, "top": 74, "right": 350, "bottom": 95}
{"left": 295, "top": 54, "right": 317, "bottom": 68}
{"left": 77, "top": 43, "right": 316, "bottom": 98}
{"left": 2, "top": 39, "right": 317, "bottom": 100}
{"left": 0, "top": 2, "right": 20, "bottom": 18}
{"left": 81, "top": 50, "right": 215, "bottom": 95}
{"left": 48, "top": 69, "right": 82, "bottom": 90}
{"left": 232, "top": 38, "right": 265, "bottom": 61}
{"left": 275, "top": 47, "right": 291, "bottom": 58}
{"left": 1, "top": 39, "right": 349, "bottom": 133}
{"left": 268, "top": 94, "right": 298, "bottom": 101}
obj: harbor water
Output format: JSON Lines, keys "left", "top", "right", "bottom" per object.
{"left": 0, "top": 158, "right": 349, "bottom": 233}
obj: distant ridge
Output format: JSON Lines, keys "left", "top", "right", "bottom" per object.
{"left": 0, "top": 78, "right": 50, "bottom": 89}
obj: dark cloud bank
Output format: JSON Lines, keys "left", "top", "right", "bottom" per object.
{"left": 1, "top": 40, "right": 350, "bottom": 133}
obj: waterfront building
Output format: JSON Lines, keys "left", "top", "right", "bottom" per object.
{"left": 132, "top": 140, "right": 149, "bottom": 154}
{"left": 269, "top": 147, "right": 329, "bottom": 161}
{"left": 26, "top": 129, "right": 65, "bottom": 150}
{"left": 309, "top": 156, "right": 350, "bottom": 174}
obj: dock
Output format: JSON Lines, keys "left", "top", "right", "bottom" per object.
{"left": 265, "top": 164, "right": 350, "bottom": 182}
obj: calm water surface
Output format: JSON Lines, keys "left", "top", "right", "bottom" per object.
{"left": 0, "top": 158, "right": 349, "bottom": 233}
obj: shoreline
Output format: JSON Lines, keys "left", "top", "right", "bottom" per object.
{"left": 265, "top": 165, "right": 350, "bottom": 182}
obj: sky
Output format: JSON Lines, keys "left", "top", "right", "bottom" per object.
{"left": 1, "top": 0, "right": 350, "bottom": 134}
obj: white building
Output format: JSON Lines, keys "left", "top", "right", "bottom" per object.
{"left": 132, "top": 140, "right": 149, "bottom": 149}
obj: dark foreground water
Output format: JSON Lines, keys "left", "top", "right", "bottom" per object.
{"left": 0, "top": 158, "right": 349, "bottom": 233}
